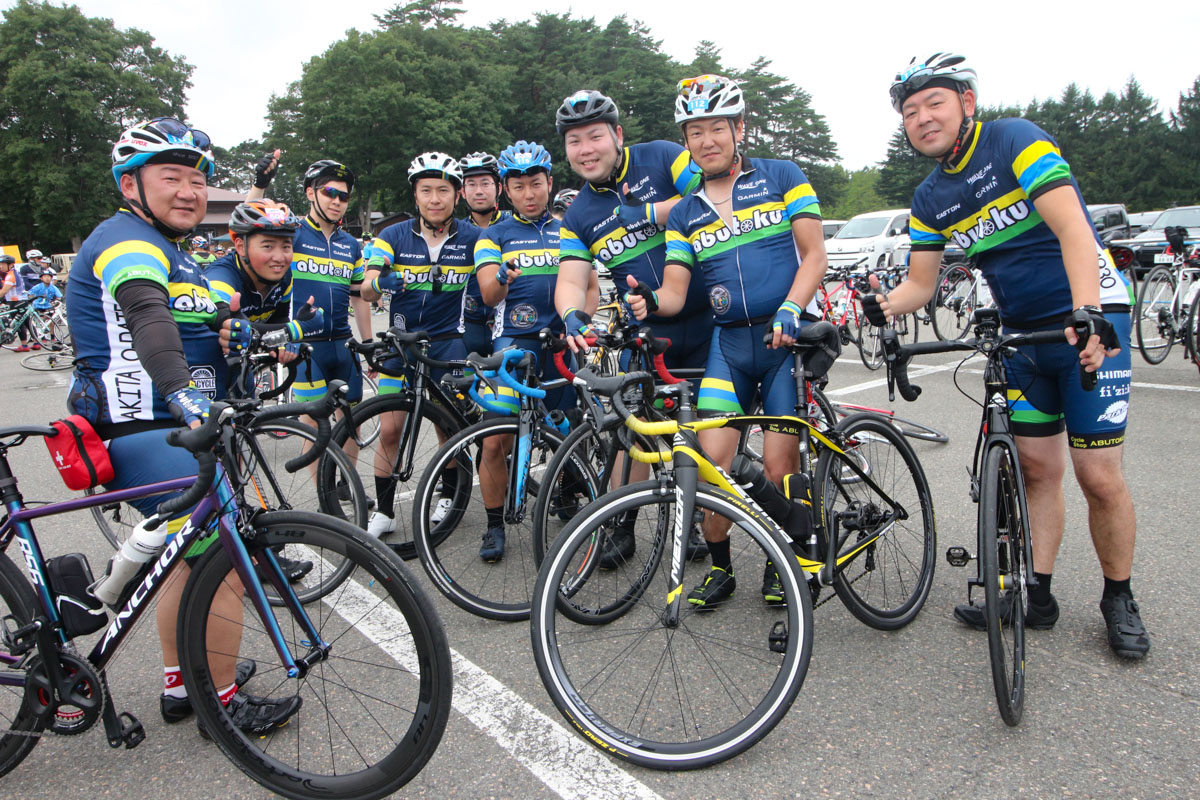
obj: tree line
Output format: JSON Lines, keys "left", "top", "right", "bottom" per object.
{"left": 1, "top": 0, "right": 1197, "bottom": 254}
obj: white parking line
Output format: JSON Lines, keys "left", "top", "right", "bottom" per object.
{"left": 318, "top": 559, "right": 664, "bottom": 800}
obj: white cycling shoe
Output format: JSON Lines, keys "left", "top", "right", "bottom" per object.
{"left": 366, "top": 512, "right": 396, "bottom": 539}
{"left": 430, "top": 497, "right": 454, "bottom": 525}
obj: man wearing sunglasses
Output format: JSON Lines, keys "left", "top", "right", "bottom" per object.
{"left": 66, "top": 118, "right": 301, "bottom": 736}
{"left": 251, "top": 158, "right": 369, "bottom": 408}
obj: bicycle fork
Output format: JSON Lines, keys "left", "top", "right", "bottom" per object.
{"left": 661, "top": 439, "right": 698, "bottom": 628}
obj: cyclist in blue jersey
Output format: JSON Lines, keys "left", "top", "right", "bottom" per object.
{"left": 28, "top": 269, "right": 62, "bottom": 312}
{"left": 471, "top": 140, "right": 597, "bottom": 562}
{"left": 359, "top": 152, "right": 480, "bottom": 538}
{"left": 865, "top": 53, "right": 1146, "bottom": 658}
{"left": 66, "top": 119, "right": 299, "bottom": 735}
{"left": 628, "top": 75, "right": 829, "bottom": 609}
{"left": 459, "top": 151, "right": 508, "bottom": 357}
{"left": 553, "top": 88, "right": 714, "bottom": 567}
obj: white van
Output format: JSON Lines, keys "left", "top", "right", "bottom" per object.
{"left": 824, "top": 208, "right": 910, "bottom": 270}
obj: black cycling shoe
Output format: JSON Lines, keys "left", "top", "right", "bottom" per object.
{"left": 335, "top": 478, "right": 352, "bottom": 502}
{"left": 256, "top": 551, "right": 313, "bottom": 584}
{"left": 1099, "top": 594, "right": 1150, "bottom": 659}
{"left": 597, "top": 527, "right": 635, "bottom": 570}
{"left": 684, "top": 526, "right": 709, "bottom": 562}
{"left": 198, "top": 691, "right": 302, "bottom": 739}
{"left": 161, "top": 659, "right": 257, "bottom": 723}
{"left": 762, "top": 561, "right": 785, "bottom": 606}
{"left": 953, "top": 593, "right": 1059, "bottom": 630}
{"left": 688, "top": 566, "right": 736, "bottom": 611}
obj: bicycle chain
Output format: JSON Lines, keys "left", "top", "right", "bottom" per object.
{"left": 811, "top": 567, "right": 869, "bottom": 610}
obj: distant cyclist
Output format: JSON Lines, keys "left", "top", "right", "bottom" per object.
{"left": 628, "top": 74, "right": 828, "bottom": 610}
{"left": 867, "top": 53, "right": 1146, "bottom": 658}
{"left": 190, "top": 236, "right": 216, "bottom": 266}
{"left": 550, "top": 188, "right": 577, "bottom": 220}
{"left": 1, "top": 254, "right": 35, "bottom": 352}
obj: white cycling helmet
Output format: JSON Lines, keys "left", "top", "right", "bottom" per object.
{"left": 890, "top": 52, "right": 978, "bottom": 112}
{"left": 408, "top": 152, "right": 462, "bottom": 188}
{"left": 674, "top": 74, "right": 745, "bottom": 126}
{"left": 26, "top": 249, "right": 44, "bottom": 260}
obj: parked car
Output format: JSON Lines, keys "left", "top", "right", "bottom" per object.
{"left": 824, "top": 208, "right": 910, "bottom": 270}
{"left": 1112, "top": 205, "right": 1200, "bottom": 276}
{"left": 890, "top": 236, "right": 966, "bottom": 269}
{"left": 1127, "top": 210, "right": 1161, "bottom": 234}
{"left": 822, "top": 220, "right": 847, "bottom": 239}
{"left": 1086, "top": 204, "right": 1131, "bottom": 243}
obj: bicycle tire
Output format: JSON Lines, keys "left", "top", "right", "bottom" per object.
{"left": 177, "top": 511, "right": 452, "bottom": 800}
{"left": 979, "top": 443, "right": 1026, "bottom": 726}
{"left": 857, "top": 316, "right": 884, "bottom": 370}
{"left": 932, "top": 264, "right": 977, "bottom": 342}
{"left": 816, "top": 413, "right": 936, "bottom": 630}
{"left": 19, "top": 350, "right": 73, "bottom": 371}
{"left": 530, "top": 419, "right": 611, "bottom": 564}
{"left": 0, "top": 554, "right": 44, "bottom": 777}
{"left": 412, "top": 417, "right": 567, "bottom": 621}
{"left": 531, "top": 483, "right": 812, "bottom": 769}
{"left": 328, "top": 392, "right": 467, "bottom": 560}
{"left": 239, "top": 418, "right": 368, "bottom": 605}
{"left": 1134, "top": 266, "right": 1176, "bottom": 364}
{"left": 1186, "top": 287, "right": 1200, "bottom": 366}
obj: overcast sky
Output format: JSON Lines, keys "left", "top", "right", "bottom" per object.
{"left": 13, "top": 1, "right": 1200, "bottom": 170}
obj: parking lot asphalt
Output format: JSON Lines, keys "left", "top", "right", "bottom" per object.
{"left": 0, "top": 321, "right": 1196, "bottom": 800}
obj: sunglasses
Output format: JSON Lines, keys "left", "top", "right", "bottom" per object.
{"left": 319, "top": 186, "right": 351, "bottom": 202}
{"left": 150, "top": 117, "right": 212, "bottom": 151}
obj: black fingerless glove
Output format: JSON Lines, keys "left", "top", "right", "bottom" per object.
{"left": 861, "top": 291, "right": 888, "bottom": 327}
{"left": 1065, "top": 306, "right": 1119, "bottom": 350}
{"left": 254, "top": 152, "right": 278, "bottom": 189}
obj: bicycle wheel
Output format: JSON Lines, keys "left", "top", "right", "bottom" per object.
{"left": 238, "top": 419, "right": 368, "bottom": 604}
{"left": 412, "top": 417, "right": 566, "bottom": 621}
{"left": 530, "top": 419, "right": 612, "bottom": 564}
{"left": 858, "top": 316, "right": 884, "bottom": 370}
{"left": 0, "top": 554, "right": 44, "bottom": 777}
{"left": 328, "top": 393, "right": 466, "bottom": 559}
{"left": 1134, "top": 266, "right": 1176, "bottom": 364}
{"left": 20, "top": 350, "right": 74, "bottom": 371}
{"left": 932, "top": 265, "right": 977, "bottom": 341}
{"left": 1186, "top": 288, "right": 1200, "bottom": 366}
{"left": 815, "top": 413, "right": 936, "bottom": 630}
{"left": 979, "top": 443, "right": 1027, "bottom": 726}
{"left": 531, "top": 483, "right": 812, "bottom": 769}
{"left": 177, "top": 511, "right": 452, "bottom": 800}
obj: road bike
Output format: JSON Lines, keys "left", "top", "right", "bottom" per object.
{"left": 0, "top": 387, "right": 452, "bottom": 798}
{"left": 1133, "top": 225, "right": 1200, "bottom": 365}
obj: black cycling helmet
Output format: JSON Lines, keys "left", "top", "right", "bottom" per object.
{"left": 229, "top": 200, "right": 302, "bottom": 236}
{"left": 460, "top": 151, "right": 500, "bottom": 180}
{"left": 303, "top": 159, "right": 356, "bottom": 191}
{"left": 556, "top": 90, "right": 619, "bottom": 135}
{"left": 0, "top": 255, "right": 14, "bottom": 265}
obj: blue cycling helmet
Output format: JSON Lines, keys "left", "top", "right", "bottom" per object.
{"left": 497, "top": 141, "right": 552, "bottom": 180}
{"left": 111, "top": 118, "right": 215, "bottom": 187}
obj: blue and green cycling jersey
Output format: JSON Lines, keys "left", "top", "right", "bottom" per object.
{"left": 369, "top": 217, "right": 481, "bottom": 337}
{"left": 473, "top": 211, "right": 563, "bottom": 338}
{"left": 664, "top": 156, "right": 822, "bottom": 325}
{"left": 462, "top": 210, "right": 508, "bottom": 323}
{"left": 65, "top": 209, "right": 225, "bottom": 426}
{"left": 290, "top": 217, "right": 363, "bottom": 340}
{"left": 908, "top": 119, "right": 1129, "bottom": 327}
{"left": 205, "top": 252, "right": 292, "bottom": 324}
{"left": 560, "top": 141, "right": 708, "bottom": 317}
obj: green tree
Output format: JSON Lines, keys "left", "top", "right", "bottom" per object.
{"left": 1168, "top": 76, "right": 1200, "bottom": 205}
{"left": 876, "top": 126, "right": 929, "bottom": 207}
{"left": 688, "top": 41, "right": 726, "bottom": 76}
{"left": 0, "top": 0, "right": 192, "bottom": 251}
{"left": 375, "top": 0, "right": 466, "bottom": 29}
{"left": 826, "top": 167, "right": 886, "bottom": 220}
{"left": 211, "top": 139, "right": 267, "bottom": 194}
{"left": 737, "top": 56, "right": 838, "bottom": 171}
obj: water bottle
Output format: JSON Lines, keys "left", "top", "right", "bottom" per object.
{"left": 731, "top": 455, "right": 819, "bottom": 559}
{"left": 90, "top": 518, "right": 170, "bottom": 607}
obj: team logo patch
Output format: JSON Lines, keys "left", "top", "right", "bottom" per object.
{"left": 1097, "top": 400, "right": 1128, "bottom": 425}
{"left": 393, "top": 313, "right": 407, "bottom": 332}
{"left": 510, "top": 303, "right": 538, "bottom": 329}
{"left": 709, "top": 285, "right": 731, "bottom": 315}
{"left": 464, "top": 295, "right": 479, "bottom": 313}
{"left": 190, "top": 366, "right": 217, "bottom": 398}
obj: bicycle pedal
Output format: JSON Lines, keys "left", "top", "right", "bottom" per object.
{"left": 109, "top": 711, "right": 144, "bottom": 750}
{"left": 945, "top": 546, "right": 974, "bottom": 567}
{"left": 1, "top": 615, "right": 38, "bottom": 656}
{"left": 768, "top": 621, "right": 788, "bottom": 654}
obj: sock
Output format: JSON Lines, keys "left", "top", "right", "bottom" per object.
{"left": 1029, "top": 572, "right": 1053, "bottom": 606}
{"left": 438, "top": 466, "right": 457, "bottom": 498}
{"left": 218, "top": 682, "right": 238, "bottom": 706}
{"left": 485, "top": 506, "right": 504, "bottom": 530}
{"left": 374, "top": 475, "right": 396, "bottom": 518}
{"left": 1103, "top": 576, "right": 1132, "bottom": 600}
{"left": 708, "top": 539, "right": 732, "bottom": 572}
{"left": 163, "top": 666, "right": 187, "bottom": 699}
{"left": 617, "top": 509, "right": 639, "bottom": 530}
